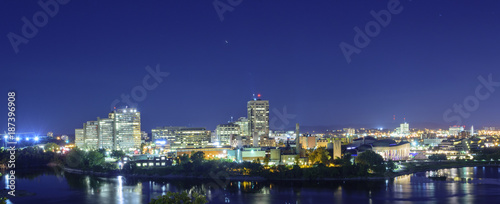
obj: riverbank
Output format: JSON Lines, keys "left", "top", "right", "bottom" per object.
{"left": 389, "top": 161, "right": 500, "bottom": 178}
{"left": 62, "top": 167, "right": 389, "bottom": 181}
{"left": 63, "top": 161, "right": 500, "bottom": 181}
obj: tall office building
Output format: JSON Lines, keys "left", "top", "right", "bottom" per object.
{"left": 82, "top": 121, "right": 99, "bottom": 149}
{"left": 247, "top": 98, "right": 269, "bottom": 147}
{"left": 75, "top": 129, "right": 84, "bottom": 148}
{"left": 295, "top": 123, "right": 301, "bottom": 154}
{"left": 400, "top": 122, "right": 409, "bottom": 135}
{"left": 216, "top": 123, "right": 240, "bottom": 146}
{"left": 75, "top": 108, "right": 141, "bottom": 151}
{"left": 98, "top": 117, "right": 114, "bottom": 149}
{"left": 109, "top": 108, "right": 141, "bottom": 150}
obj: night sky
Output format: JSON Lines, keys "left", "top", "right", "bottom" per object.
{"left": 1, "top": 0, "right": 500, "bottom": 135}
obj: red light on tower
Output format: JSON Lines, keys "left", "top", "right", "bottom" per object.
{"left": 257, "top": 94, "right": 261, "bottom": 98}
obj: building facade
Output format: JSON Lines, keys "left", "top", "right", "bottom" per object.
{"left": 75, "top": 108, "right": 141, "bottom": 151}
{"left": 216, "top": 123, "right": 240, "bottom": 146}
{"left": 247, "top": 99, "right": 269, "bottom": 146}
{"left": 75, "top": 129, "right": 84, "bottom": 148}
{"left": 152, "top": 126, "right": 186, "bottom": 145}
{"left": 83, "top": 121, "right": 99, "bottom": 149}
{"left": 234, "top": 117, "right": 250, "bottom": 136}
{"left": 98, "top": 117, "right": 114, "bottom": 149}
{"left": 172, "top": 128, "right": 211, "bottom": 149}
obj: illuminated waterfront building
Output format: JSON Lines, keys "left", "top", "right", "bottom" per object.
{"left": 75, "top": 108, "right": 141, "bottom": 150}
{"left": 109, "top": 108, "right": 141, "bottom": 150}
{"left": 84, "top": 121, "right": 99, "bottom": 148}
{"left": 98, "top": 117, "right": 114, "bottom": 149}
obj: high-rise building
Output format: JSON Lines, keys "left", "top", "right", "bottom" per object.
{"left": 109, "top": 108, "right": 141, "bottom": 150}
{"left": 400, "top": 122, "right": 409, "bottom": 135}
{"left": 47, "top": 132, "right": 54, "bottom": 138}
{"left": 75, "top": 108, "right": 141, "bottom": 151}
{"left": 75, "top": 129, "right": 84, "bottom": 148}
{"left": 247, "top": 98, "right": 269, "bottom": 147}
{"left": 295, "top": 123, "right": 301, "bottom": 154}
{"left": 216, "top": 123, "right": 240, "bottom": 146}
{"left": 98, "top": 117, "right": 114, "bottom": 149}
{"left": 84, "top": 121, "right": 99, "bottom": 149}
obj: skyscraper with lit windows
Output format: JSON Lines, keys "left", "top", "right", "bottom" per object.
{"left": 247, "top": 98, "right": 269, "bottom": 146}
{"left": 75, "top": 108, "right": 141, "bottom": 150}
{"left": 109, "top": 108, "right": 141, "bottom": 150}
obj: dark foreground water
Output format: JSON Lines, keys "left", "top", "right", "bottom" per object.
{"left": 4, "top": 166, "right": 500, "bottom": 204}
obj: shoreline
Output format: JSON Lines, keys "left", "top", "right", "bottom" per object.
{"left": 62, "top": 162, "right": 500, "bottom": 181}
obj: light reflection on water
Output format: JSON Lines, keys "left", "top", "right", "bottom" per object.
{"left": 3, "top": 166, "right": 500, "bottom": 203}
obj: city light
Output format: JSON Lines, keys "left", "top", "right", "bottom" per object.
{"left": 15, "top": 137, "right": 20, "bottom": 141}
{"left": 34, "top": 137, "right": 39, "bottom": 141}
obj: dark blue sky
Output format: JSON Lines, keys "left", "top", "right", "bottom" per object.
{"left": 1, "top": 0, "right": 500, "bottom": 135}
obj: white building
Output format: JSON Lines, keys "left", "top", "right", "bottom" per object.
{"left": 75, "top": 108, "right": 141, "bottom": 151}
{"left": 400, "top": 122, "right": 409, "bottom": 135}
{"left": 247, "top": 99, "right": 269, "bottom": 146}
{"left": 216, "top": 123, "right": 240, "bottom": 146}
{"left": 449, "top": 126, "right": 464, "bottom": 136}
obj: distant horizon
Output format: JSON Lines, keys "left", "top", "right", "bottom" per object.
{"left": 2, "top": 1, "right": 500, "bottom": 138}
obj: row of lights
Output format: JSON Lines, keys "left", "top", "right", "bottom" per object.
{"left": 3, "top": 135, "right": 39, "bottom": 141}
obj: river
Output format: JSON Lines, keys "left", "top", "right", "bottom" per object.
{"left": 4, "top": 166, "right": 500, "bottom": 203}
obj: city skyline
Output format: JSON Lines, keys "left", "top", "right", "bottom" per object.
{"left": 2, "top": 1, "right": 500, "bottom": 135}
{"left": 6, "top": 93, "right": 500, "bottom": 136}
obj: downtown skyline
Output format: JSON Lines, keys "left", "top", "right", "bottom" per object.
{"left": 2, "top": 1, "right": 500, "bottom": 135}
